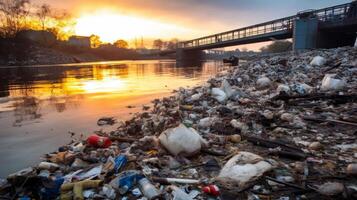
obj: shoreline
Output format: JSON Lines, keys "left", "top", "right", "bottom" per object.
{"left": 0, "top": 40, "right": 174, "bottom": 67}
{"left": 1, "top": 47, "right": 356, "bottom": 199}
{"left": 0, "top": 60, "right": 226, "bottom": 179}
{"left": 0, "top": 58, "right": 176, "bottom": 68}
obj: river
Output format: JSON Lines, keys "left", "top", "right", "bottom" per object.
{"left": 0, "top": 59, "right": 227, "bottom": 177}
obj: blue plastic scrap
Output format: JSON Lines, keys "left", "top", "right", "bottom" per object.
{"left": 114, "top": 155, "right": 128, "bottom": 173}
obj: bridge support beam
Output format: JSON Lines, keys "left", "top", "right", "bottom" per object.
{"left": 176, "top": 49, "right": 204, "bottom": 67}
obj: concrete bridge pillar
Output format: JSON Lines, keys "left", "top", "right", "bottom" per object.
{"left": 176, "top": 49, "right": 204, "bottom": 67}
{"left": 293, "top": 18, "right": 318, "bottom": 50}
{"left": 176, "top": 49, "right": 203, "bottom": 61}
{"left": 293, "top": 17, "right": 357, "bottom": 50}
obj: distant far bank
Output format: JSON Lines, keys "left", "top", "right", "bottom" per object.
{"left": 0, "top": 33, "right": 303, "bottom": 67}
{"left": 0, "top": 38, "right": 174, "bottom": 66}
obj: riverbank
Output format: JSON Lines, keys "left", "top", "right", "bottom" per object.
{"left": 2, "top": 45, "right": 102, "bottom": 66}
{"left": 0, "top": 39, "right": 148, "bottom": 66}
{"left": 1, "top": 47, "right": 356, "bottom": 199}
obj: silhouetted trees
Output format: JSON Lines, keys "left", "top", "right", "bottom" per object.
{"left": 0, "top": 0, "right": 31, "bottom": 37}
{"left": 0, "top": 0, "right": 75, "bottom": 40}
{"left": 260, "top": 40, "right": 292, "bottom": 53}
{"left": 90, "top": 35, "right": 101, "bottom": 48}
{"left": 153, "top": 38, "right": 179, "bottom": 50}
{"left": 50, "top": 11, "right": 75, "bottom": 40}
{"left": 164, "top": 38, "right": 178, "bottom": 50}
{"left": 114, "top": 39, "right": 128, "bottom": 48}
{"left": 153, "top": 39, "right": 164, "bottom": 50}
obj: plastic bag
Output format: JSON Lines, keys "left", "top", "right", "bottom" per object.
{"left": 211, "top": 88, "right": 227, "bottom": 103}
{"left": 217, "top": 152, "right": 273, "bottom": 188}
{"left": 310, "top": 56, "right": 326, "bottom": 66}
{"left": 221, "top": 79, "right": 234, "bottom": 98}
{"left": 159, "top": 124, "right": 207, "bottom": 156}
{"left": 321, "top": 74, "right": 346, "bottom": 91}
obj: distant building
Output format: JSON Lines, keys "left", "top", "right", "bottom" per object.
{"left": 68, "top": 36, "right": 91, "bottom": 48}
{"left": 16, "top": 30, "right": 57, "bottom": 45}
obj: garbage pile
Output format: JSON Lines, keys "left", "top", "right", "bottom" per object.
{"left": 1, "top": 46, "right": 356, "bottom": 199}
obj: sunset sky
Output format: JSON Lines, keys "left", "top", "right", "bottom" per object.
{"left": 33, "top": 0, "right": 350, "bottom": 49}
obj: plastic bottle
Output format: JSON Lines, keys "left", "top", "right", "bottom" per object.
{"left": 87, "top": 134, "right": 112, "bottom": 148}
{"left": 138, "top": 178, "right": 160, "bottom": 200}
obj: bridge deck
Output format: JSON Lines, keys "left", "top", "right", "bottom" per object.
{"left": 176, "top": 2, "right": 356, "bottom": 51}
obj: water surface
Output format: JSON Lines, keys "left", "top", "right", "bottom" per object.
{"left": 0, "top": 60, "right": 226, "bottom": 177}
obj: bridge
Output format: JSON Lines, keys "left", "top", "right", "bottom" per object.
{"left": 162, "top": 2, "right": 357, "bottom": 62}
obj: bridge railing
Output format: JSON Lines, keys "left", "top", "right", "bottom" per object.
{"left": 314, "top": 2, "right": 355, "bottom": 22}
{"left": 178, "top": 15, "right": 296, "bottom": 49}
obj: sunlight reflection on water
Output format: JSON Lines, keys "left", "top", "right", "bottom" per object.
{"left": 0, "top": 59, "right": 228, "bottom": 177}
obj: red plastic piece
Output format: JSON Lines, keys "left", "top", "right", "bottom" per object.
{"left": 202, "top": 184, "right": 220, "bottom": 196}
{"left": 87, "top": 134, "right": 112, "bottom": 148}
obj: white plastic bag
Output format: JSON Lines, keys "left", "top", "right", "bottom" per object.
{"left": 159, "top": 124, "right": 207, "bottom": 156}
{"left": 211, "top": 88, "right": 227, "bottom": 103}
{"left": 217, "top": 152, "right": 273, "bottom": 188}
{"left": 310, "top": 56, "right": 326, "bottom": 66}
{"left": 221, "top": 79, "right": 234, "bottom": 98}
{"left": 321, "top": 74, "right": 346, "bottom": 91}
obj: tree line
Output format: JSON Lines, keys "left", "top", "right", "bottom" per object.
{"left": 0, "top": 0, "right": 75, "bottom": 40}
{"left": 0, "top": 0, "right": 179, "bottom": 50}
{"left": 260, "top": 40, "right": 292, "bottom": 53}
{"left": 152, "top": 38, "right": 179, "bottom": 50}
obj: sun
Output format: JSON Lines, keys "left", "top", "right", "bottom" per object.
{"left": 75, "top": 10, "right": 191, "bottom": 43}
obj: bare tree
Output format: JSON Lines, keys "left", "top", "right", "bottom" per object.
{"left": 0, "top": 0, "right": 31, "bottom": 37}
{"left": 37, "top": 4, "right": 50, "bottom": 31}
